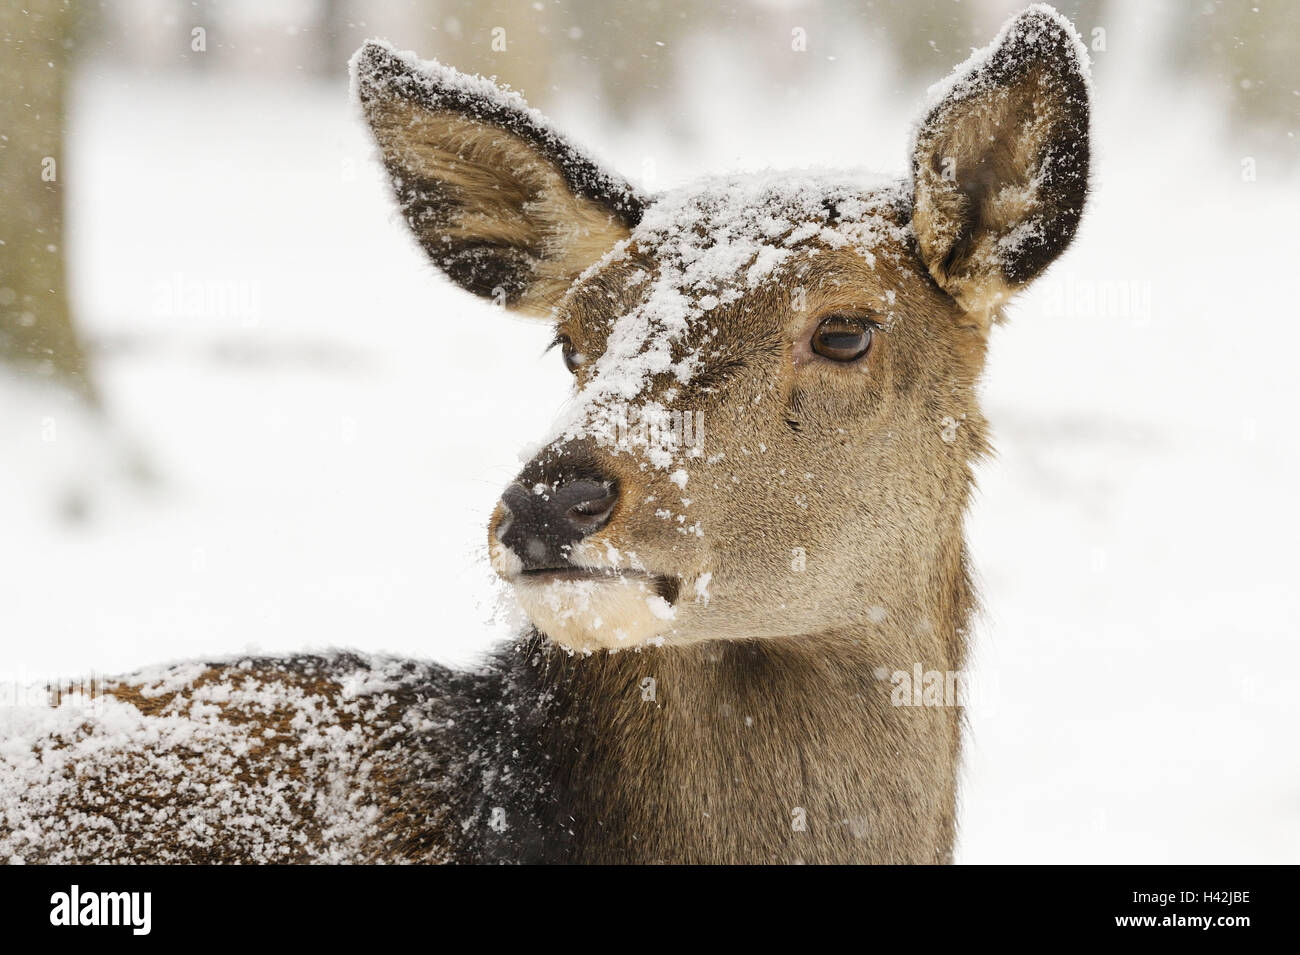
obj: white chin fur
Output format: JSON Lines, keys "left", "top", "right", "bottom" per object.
{"left": 513, "top": 575, "right": 676, "bottom": 652}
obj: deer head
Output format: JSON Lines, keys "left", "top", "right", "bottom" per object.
{"left": 354, "top": 6, "right": 1090, "bottom": 654}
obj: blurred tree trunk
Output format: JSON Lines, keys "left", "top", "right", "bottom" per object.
{"left": 316, "top": 0, "right": 347, "bottom": 77}
{"left": 0, "top": 0, "right": 95, "bottom": 401}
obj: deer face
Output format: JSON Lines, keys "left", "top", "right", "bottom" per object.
{"left": 355, "top": 7, "right": 1090, "bottom": 653}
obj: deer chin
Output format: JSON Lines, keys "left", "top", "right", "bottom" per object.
{"left": 510, "top": 569, "right": 679, "bottom": 652}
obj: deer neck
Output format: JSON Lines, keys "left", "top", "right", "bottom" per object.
{"left": 490, "top": 542, "right": 971, "bottom": 864}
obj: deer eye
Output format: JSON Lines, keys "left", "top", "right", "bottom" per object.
{"left": 556, "top": 334, "right": 585, "bottom": 374}
{"left": 811, "top": 314, "right": 874, "bottom": 362}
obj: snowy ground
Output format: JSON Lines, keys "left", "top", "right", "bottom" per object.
{"left": 3, "top": 23, "right": 1298, "bottom": 863}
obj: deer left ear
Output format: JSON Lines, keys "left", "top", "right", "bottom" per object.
{"left": 352, "top": 41, "right": 644, "bottom": 316}
{"left": 911, "top": 6, "right": 1091, "bottom": 328}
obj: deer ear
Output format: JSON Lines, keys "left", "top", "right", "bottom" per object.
{"left": 910, "top": 6, "right": 1091, "bottom": 327}
{"left": 352, "top": 41, "right": 644, "bottom": 316}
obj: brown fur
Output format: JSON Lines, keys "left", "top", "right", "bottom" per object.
{"left": 2, "top": 10, "right": 1088, "bottom": 865}
{"left": 365, "top": 100, "right": 632, "bottom": 315}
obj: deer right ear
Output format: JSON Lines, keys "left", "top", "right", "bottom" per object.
{"left": 352, "top": 41, "right": 644, "bottom": 316}
{"left": 910, "top": 6, "right": 1091, "bottom": 329}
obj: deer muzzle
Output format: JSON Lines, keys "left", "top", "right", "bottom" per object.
{"left": 488, "top": 441, "right": 680, "bottom": 650}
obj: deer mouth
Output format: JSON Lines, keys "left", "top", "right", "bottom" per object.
{"left": 507, "top": 564, "right": 683, "bottom": 652}
{"left": 519, "top": 567, "right": 680, "bottom": 603}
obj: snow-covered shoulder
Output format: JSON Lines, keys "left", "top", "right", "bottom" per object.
{"left": 0, "top": 652, "right": 463, "bottom": 864}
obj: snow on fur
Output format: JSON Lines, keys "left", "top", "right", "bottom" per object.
{"left": 0, "top": 654, "right": 464, "bottom": 863}
{"left": 550, "top": 172, "right": 908, "bottom": 471}
{"left": 354, "top": 42, "right": 912, "bottom": 476}
{"left": 907, "top": 3, "right": 1091, "bottom": 309}
{"left": 350, "top": 39, "right": 643, "bottom": 225}
{"left": 921, "top": 4, "right": 1092, "bottom": 116}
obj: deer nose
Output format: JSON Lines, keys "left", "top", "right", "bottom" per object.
{"left": 497, "top": 478, "right": 618, "bottom": 569}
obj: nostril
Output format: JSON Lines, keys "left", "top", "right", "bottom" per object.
{"left": 496, "top": 475, "right": 617, "bottom": 567}
{"left": 568, "top": 497, "right": 612, "bottom": 524}
{"left": 560, "top": 480, "right": 618, "bottom": 534}
{"left": 570, "top": 493, "right": 612, "bottom": 518}
{"left": 569, "top": 486, "right": 614, "bottom": 514}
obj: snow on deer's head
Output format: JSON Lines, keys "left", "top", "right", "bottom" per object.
{"left": 354, "top": 5, "right": 1090, "bottom": 653}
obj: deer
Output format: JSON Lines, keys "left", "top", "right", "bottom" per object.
{"left": 0, "top": 5, "right": 1089, "bottom": 865}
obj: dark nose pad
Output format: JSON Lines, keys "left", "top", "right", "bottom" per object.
{"left": 498, "top": 478, "right": 618, "bottom": 569}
